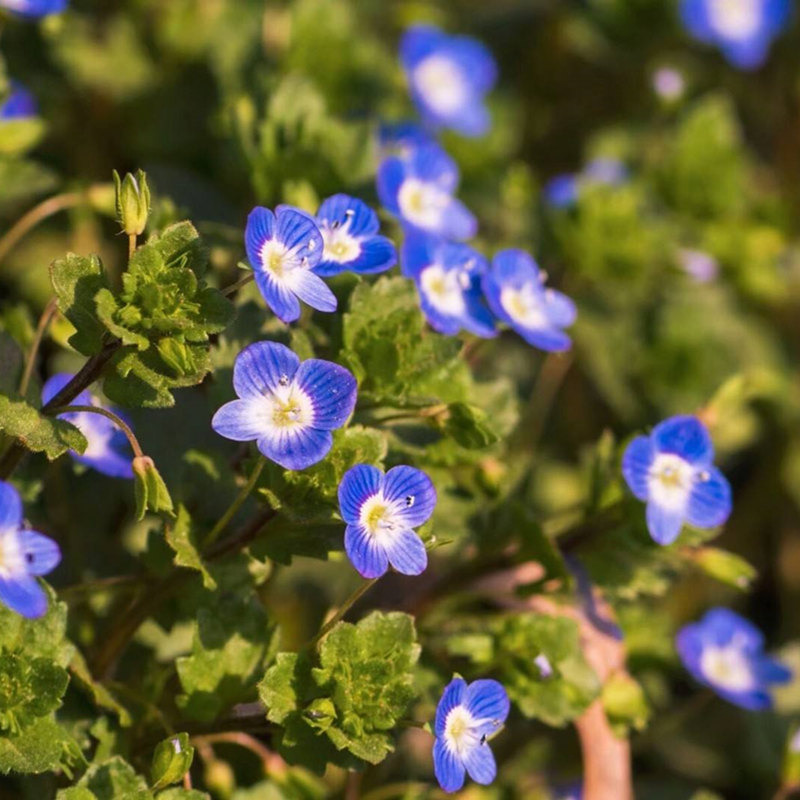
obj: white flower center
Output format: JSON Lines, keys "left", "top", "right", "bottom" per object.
{"left": 443, "top": 705, "right": 481, "bottom": 755}
{"left": 500, "top": 284, "right": 549, "bottom": 330}
{"left": 358, "top": 494, "right": 405, "bottom": 540}
{"left": 259, "top": 239, "right": 310, "bottom": 280}
{"left": 700, "top": 644, "right": 755, "bottom": 692}
{"left": 413, "top": 55, "right": 468, "bottom": 115}
{"left": 419, "top": 264, "right": 468, "bottom": 316}
{"left": 322, "top": 223, "right": 361, "bottom": 264}
{"left": 251, "top": 382, "right": 314, "bottom": 432}
{"left": 0, "top": 528, "right": 26, "bottom": 579}
{"left": 708, "top": 0, "right": 761, "bottom": 39}
{"left": 397, "top": 178, "right": 449, "bottom": 231}
{"left": 647, "top": 453, "right": 697, "bottom": 512}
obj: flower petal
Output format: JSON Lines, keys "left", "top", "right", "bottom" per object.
{"left": 383, "top": 527, "right": 427, "bottom": 576}
{"left": 0, "top": 574, "right": 48, "bottom": 618}
{"left": 212, "top": 399, "right": 266, "bottom": 443}
{"left": 439, "top": 198, "right": 477, "bottom": 241}
{"left": 464, "top": 679, "right": 510, "bottom": 727}
{"left": 376, "top": 157, "right": 406, "bottom": 215}
{"left": 244, "top": 206, "right": 276, "bottom": 270}
{"left": 462, "top": 740, "right": 497, "bottom": 786}
{"left": 345, "top": 236, "right": 397, "bottom": 274}
{"left": 257, "top": 426, "right": 333, "bottom": 471}
{"left": 294, "top": 359, "right": 357, "bottom": 430}
{"left": 275, "top": 205, "right": 323, "bottom": 266}
{"left": 651, "top": 415, "right": 713, "bottom": 466}
{"left": 433, "top": 737, "right": 466, "bottom": 794}
{"left": 284, "top": 269, "right": 337, "bottom": 313}
{"left": 0, "top": 480, "right": 23, "bottom": 532}
{"left": 232, "top": 341, "right": 300, "bottom": 399}
{"left": 317, "top": 194, "right": 379, "bottom": 237}
{"left": 344, "top": 523, "right": 389, "bottom": 578}
{"left": 435, "top": 677, "right": 467, "bottom": 736}
{"left": 253, "top": 271, "right": 302, "bottom": 323}
{"left": 686, "top": 466, "right": 732, "bottom": 529}
{"left": 338, "top": 464, "right": 383, "bottom": 524}
{"left": 621, "top": 435, "right": 655, "bottom": 501}
{"left": 544, "top": 288, "right": 577, "bottom": 327}
{"left": 382, "top": 466, "right": 437, "bottom": 527}
{"left": 17, "top": 529, "right": 61, "bottom": 576}
{"left": 646, "top": 500, "right": 685, "bottom": 545}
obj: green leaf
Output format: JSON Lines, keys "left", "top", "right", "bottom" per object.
{"left": 151, "top": 733, "right": 194, "bottom": 791}
{"left": 132, "top": 455, "right": 175, "bottom": 520}
{"left": 164, "top": 504, "right": 216, "bottom": 590}
{"left": 0, "top": 716, "right": 80, "bottom": 776}
{"left": 57, "top": 756, "right": 152, "bottom": 800}
{"left": 259, "top": 652, "right": 313, "bottom": 726}
{"left": 0, "top": 394, "right": 87, "bottom": 461}
{"left": 68, "top": 650, "right": 131, "bottom": 727}
{"left": 440, "top": 402, "right": 500, "bottom": 449}
{"left": 0, "top": 332, "right": 24, "bottom": 396}
{"left": 0, "top": 653, "right": 69, "bottom": 733}
{"left": 50, "top": 253, "right": 111, "bottom": 356}
{"left": 601, "top": 672, "right": 650, "bottom": 735}
{"left": 690, "top": 547, "right": 756, "bottom": 591}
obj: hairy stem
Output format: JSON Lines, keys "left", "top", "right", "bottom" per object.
{"left": 18, "top": 297, "right": 58, "bottom": 396}
{"left": 307, "top": 578, "right": 379, "bottom": 649}
{"left": 203, "top": 457, "right": 266, "bottom": 548}
{"left": 222, "top": 272, "right": 254, "bottom": 297}
{"left": 52, "top": 404, "right": 143, "bottom": 458}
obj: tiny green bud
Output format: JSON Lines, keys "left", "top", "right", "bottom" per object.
{"left": 132, "top": 455, "right": 175, "bottom": 521}
{"left": 691, "top": 547, "right": 756, "bottom": 591}
{"left": 150, "top": 732, "right": 194, "bottom": 790}
{"left": 113, "top": 168, "right": 151, "bottom": 237}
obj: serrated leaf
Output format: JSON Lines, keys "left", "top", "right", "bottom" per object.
{"left": 0, "top": 716, "right": 79, "bottom": 776}
{"left": 57, "top": 756, "right": 152, "bottom": 799}
{"left": 440, "top": 402, "right": 499, "bottom": 449}
{"left": 0, "top": 394, "right": 87, "bottom": 461}
{"left": 165, "top": 505, "right": 216, "bottom": 590}
{"left": 68, "top": 650, "right": 131, "bottom": 727}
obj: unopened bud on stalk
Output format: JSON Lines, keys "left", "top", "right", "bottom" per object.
{"left": 113, "top": 168, "right": 151, "bottom": 237}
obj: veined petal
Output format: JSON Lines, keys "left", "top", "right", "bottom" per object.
{"left": 376, "top": 157, "right": 406, "bottom": 215}
{"left": 232, "top": 341, "right": 300, "bottom": 399}
{"left": 433, "top": 737, "right": 466, "bottom": 794}
{"left": 275, "top": 205, "right": 323, "bottom": 266}
{"left": 411, "top": 144, "right": 460, "bottom": 192}
{"left": 686, "top": 466, "right": 732, "bottom": 529}
{"left": 646, "top": 500, "right": 685, "bottom": 545}
{"left": 317, "top": 194, "right": 379, "bottom": 237}
{"left": 435, "top": 677, "right": 467, "bottom": 736}
{"left": 257, "top": 426, "right": 333, "bottom": 471}
{"left": 346, "top": 236, "right": 397, "bottom": 274}
{"left": 462, "top": 741, "right": 497, "bottom": 786}
{"left": 212, "top": 398, "right": 267, "bottom": 442}
{"left": 464, "top": 679, "right": 510, "bottom": 728}
{"left": 244, "top": 206, "right": 276, "bottom": 269}
{"left": 285, "top": 269, "right": 337, "bottom": 313}
{"left": 344, "top": 523, "right": 389, "bottom": 578}
{"left": 17, "top": 529, "right": 61, "bottom": 576}
{"left": 0, "top": 480, "right": 23, "bottom": 531}
{"left": 701, "top": 607, "right": 763, "bottom": 650}
{"left": 294, "top": 360, "right": 357, "bottom": 430}
{"left": 253, "top": 270, "right": 302, "bottom": 323}
{"left": 338, "top": 464, "right": 383, "bottom": 524}
{"left": 621, "top": 435, "right": 655, "bottom": 501}
{"left": 651, "top": 415, "right": 714, "bottom": 466}
{"left": 0, "top": 574, "right": 48, "bottom": 618}
{"left": 382, "top": 465, "right": 436, "bottom": 527}
{"left": 383, "top": 527, "right": 427, "bottom": 575}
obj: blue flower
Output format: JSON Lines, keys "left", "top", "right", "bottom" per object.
{"left": 42, "top": 374, "right": 134, "bottom": 479}
{"left": 680, "top": 0, "right": 791, "bottom": 69}
{"left": 377, "top": 143, "right": 477, "bottom": 241}
{"left": 402, "top": 233, "right": 495, "bottom": 337}
{"left": 378, "top": 121, "right": 435, "bottom": 159}
{"left": 543, "top": 174, "right": 580, "bottom": 209}
{"left": 400, "top": 25, "right": 497, "bottom": 137}
{"left": 482, "top": 249, "right": 576, "bottom": 351}
{"left": 432, "top": 676, "right": 510, "bottom": 793}
{"left": 0, "top": 81, "right": 37, "bottom": 120}
{"left": 622, "top": 415, "right": 732, "bottom": 546}
{"left": 543, "top": 158, "right": 628, "bottom": 209}
{"left": 0, "top": 480, "right": 61, "bottom": 618}
{"left": 212, "top": 341, "right": 357, "bottom": 471}
{"left": 0, "top": 0, "right": 67, "bottom": 17}
{"left": 314, "top": 194, "right": 397, "bottom": 278}
{"left": 338, "top": 464, "right": 436, "bottom": 578}
{"left": 245, "top": 205, "right": 336, "bottom": 323}
{"left": 676, "top": 607, "right": 791, "bottom": 709}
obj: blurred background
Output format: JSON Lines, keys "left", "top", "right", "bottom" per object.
{"left": 3, "top": 1, "right": 800, "bottom": 797}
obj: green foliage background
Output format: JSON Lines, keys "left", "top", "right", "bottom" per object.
{"left": 2, "top": 0, "right": 800, "bottom": 798}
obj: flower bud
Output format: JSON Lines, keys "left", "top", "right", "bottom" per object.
{"left": 113, "top": 168, "right": 151, "bottom": 237}
{"left": 132, "top": 455, "right": 174, "bottom": 521}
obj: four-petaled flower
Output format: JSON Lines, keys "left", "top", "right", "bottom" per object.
{"left": 676, "top": 607, "right": 791, "bottom": 709}
{"left": 245, "top": 205, "right": 336, "bottom": 323}
{"left": 432, "top": 676, "right": 510, "bottom": 793}
{"left": 0, "top": 480, "right": 61, "bottom": 618}
{"left": 212, "top": 341, "right": 357, "bottom": 471}
{"left": 378, "top": 143, "right": 477, "bottom": 241}
{"left": 482, "top": 249, "right": 576, "bottom": 351}
{"left": 402, "top": 234, "right": 495, "bottom": 337}
{"left": 314, "top": 194, "right": 397, "bottom": 277}
{"left": 42, "top": 374, "right": 134, "bottom": 479}
{"left": 0, "top": 0, "right": 67, "bottom": 17}
{"left": 0, "top": 81, "right": 37, "bottom": 120}
{"left": 400, "top": 25, "right": 497, "bottom": 137}
{"left": 680, "top": 0, "right": 791, "bottom": 70}
{"left": 622, "top": 414, "right": 732, "bottom": 545}
{"left": 338, "top": 464, "right": 436, "bottom": 578}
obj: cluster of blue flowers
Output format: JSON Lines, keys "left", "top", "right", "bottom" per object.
{"left": 0, "top": 0, "right": 66, "bottom": 17}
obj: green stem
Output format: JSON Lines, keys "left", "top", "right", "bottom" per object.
{"left": 128, "top": 233, "right": 136, "bottom": 260}
{"left": 222, "top": 272, "right": 254, "bottom": 297}
{"left": 52, "top": 404, "right": 144, "bottom": 458}
{"left": 307, "top": 578, "right": 379, "bottom": 649}
{"left": 203, "top": 457, "right": 266, "bottom": 548}
{"left": 18, "top": 297, "right": 58, "bottom": 396}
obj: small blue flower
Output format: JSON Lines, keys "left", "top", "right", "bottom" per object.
{"left": 432, "top": 676, "right": 510, "bottom": 793}
{"left": 314, "top": 194, "right": 397, "bottom": 278}
{"left": 622, "top": 415, "right": 732, "bottom": 546}
{"left": 676, "top": 607, "right": 791, "bottom": 709}
{"left": 402, "top": 233, "right": 495, "bottom": 337}
{"left": 482, "top": 249, "right": 576, "bottom": 351}
{"left": 0, "top": 81, "right": 37, "bottom": 120}
{"left": 338, "top": 464, "right": 435, "bottom": 578}
{"left": 377, "top": 143, "right": 477, "bottom": 241}
{"left": 0, "top": 480, "right": 61, "bottom": 618}
{"left": 0, "top": 0, "right": 67, "bottom": 17}
{"left": 543, "top": 158, "right": 628, "bottom": 210}
{"left": 400, "top": 25, "right": 497, "bottom": 137}
{"left": 245, "top": 205, "right": 336, "bottom": 323}
{"left": 42, "top": 374, "right": 134, "bottom": 479}
{"left": 680, "top": 0, "right": 791, "bottom": 69}
{"left": 543, "top": 174, "right": 580, "bottom": 209}
{"left": 378, "top": 121, "right": 435, "bottom": 159}
{"left": 212, "top": 341, "right": 357, "bottom": 471}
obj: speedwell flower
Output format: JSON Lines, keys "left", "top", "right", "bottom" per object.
{"left": 402, "top": 233, "right": 495, "bottom": 337}
{"left": 0, "top": 480, "right": 61, "bottom": 618}
{"left": 680, "top": 0, "right": 791, "bottom": 69}
{"left": 314, "top": 194, "right": 397, "bottom": 277}
{"left": 0, "top": 81, "right": 37, "bottom": 120}
{"left": 377, "top": 143, "right": 477, "bottom": 241}
{"left": 245, "top": 205, "right": 335, "bottom": 323}
{"left": 378, "top": 121, "right": 434, "bottom": 159}
{"left": 676, "top": 607, "right": 791, "bottom": 709}
{"left": 432, "top": 677, "right": 510, "bottom": 793}
{"left": 212, "top": 341, "right": 357, "bottom": 471}
{"left": 42, "top": 374, "right": 134, "bottom": 479}
{"left": 482, "top": 249, "right": 576, "bottom": 351}
{"left": 622, "top": 415, "right": 732, "bottom": 545}
{"left": 0, "top": 0, "right": 66, "bottom": 16}
{"left": 338, "top": 464, "right": 436, "bottom": 578}
{"left": 543, "top": 158, "right": 628, "bottom": 210}
{"left": 400, "top": 25, "right": 497, "bottom": 137}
